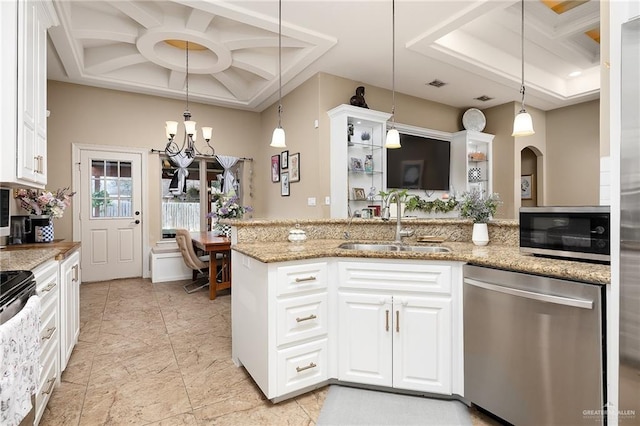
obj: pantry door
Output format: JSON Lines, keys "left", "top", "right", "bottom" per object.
{"left": 76, "top": 147, "right": 144, "bottom": 281}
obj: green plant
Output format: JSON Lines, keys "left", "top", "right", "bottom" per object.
{"left": 405, "top": 196, "right": 459, "bottom": 214}
{"left": 458, "top": 190, "right": 501, "bottom": 223}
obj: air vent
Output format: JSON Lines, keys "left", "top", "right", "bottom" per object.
{"left": 427, "top": 79, "right": 447, "bottom": 88}
{"left": 474, "top": 95, "right": 494, "bottom": 102}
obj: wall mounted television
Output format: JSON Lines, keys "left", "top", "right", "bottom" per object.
{"left": 386, "top": 133, "right": 450, "bottom": 191}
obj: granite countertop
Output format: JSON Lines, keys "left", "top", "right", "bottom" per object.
{"left": 232, "top": 239, "right": 610, "bottom": 285}
{"left": 0, "top": 241, "right": 81, "bottom": 271}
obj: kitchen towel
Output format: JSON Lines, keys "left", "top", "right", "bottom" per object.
{"left": 0, "top": 295, "right": 42, "bottom": 426}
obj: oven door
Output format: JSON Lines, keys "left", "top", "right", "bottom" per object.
{"left": 520, "top": 207, "right": 610, "bottom": 262}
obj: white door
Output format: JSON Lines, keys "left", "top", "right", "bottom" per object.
{"left": 79, "top": 150, "right": 143, "bottom": 281}
{"left": 338, "top": 292, "right": 392, "bottom": 387}
{"left": 393, "top": 296, "right": 452, "bottom": 394}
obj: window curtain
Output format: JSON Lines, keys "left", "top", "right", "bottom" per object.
{"left": 168, "top": 152, "right": 194, "bottom": 195}
{"left": 215, "top": 155, "right": 239, "bottom": 194}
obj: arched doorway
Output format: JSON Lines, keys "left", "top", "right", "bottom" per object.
{"left": 520, "top": 147, "right": 542, "bottom": 207}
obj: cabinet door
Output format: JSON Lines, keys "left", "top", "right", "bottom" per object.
{"left": 60, "top": 250, "right": 80, "bottom": 372}
{"left": 338, "top": 292, "right": 392, "bottom": 387}
{"left": 392, "top": 296, "right": 452, "bottom": 394}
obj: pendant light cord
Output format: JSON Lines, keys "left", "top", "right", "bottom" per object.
{"left": 277, "top": 0, "right": 283, "bottom": 127}
{"left": 185, "top": 41, "right": 190, "bottom": 112}
{"left": 519, "top": 0, "right": 526, "bottom": 112}
{"left": 390, "top": 0, "right": 396, "bottom": 126}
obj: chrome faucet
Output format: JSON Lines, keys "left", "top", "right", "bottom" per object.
{"left": 344, "top": 210, "right": 356, "bottom": 239}
{"left": 382, "top": 192, "right": 414, "bottom": 243}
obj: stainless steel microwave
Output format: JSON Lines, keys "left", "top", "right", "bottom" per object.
{"left": 520, "top": 206, "right": 610, "bottom": 263}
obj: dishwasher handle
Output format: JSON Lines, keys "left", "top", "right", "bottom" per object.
{"left": 464, "top": 278, "right": 593, "bottom": 309}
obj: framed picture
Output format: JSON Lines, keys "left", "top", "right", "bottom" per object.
{"left": 353, "top": 187, "right": 366, "bottom": 200}
{"left": 281, "top": 172, "right": 290, "bottom": 196}
{"left": 521, "top": 174, "right": 533, "bottom": 199}
{"left": 290, "top": 152, "right": 300, "bottom": 182}
{"left": 401, "top": 160, "right": 424, "bottom": 188}
{"left": 281, "top": 150, "right": 289, "bottom": 169}
{"left": 271, "top": 154, "right": 280, "bottom": 182}
{"left": 350, "top": 157, "right": 363, "bottom": 172}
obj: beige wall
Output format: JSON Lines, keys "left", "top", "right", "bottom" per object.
{"left": 521, "top": 148, "right": 538, "bottom": 207}
{"left": 47, "top": 81, "right": 261, "bottom": 244}
{"left": 484, "top": 102, "right": 516, "bottom": 218}
{"left": 545, "top": 99, "right": 600, "bottom": 206}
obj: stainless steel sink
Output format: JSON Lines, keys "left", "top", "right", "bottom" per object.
{"left": 404, "top": 246, "right": 451, "bottom": 253}
{"left": 338, "top": 243, "right": 451, "bottom": 253}
{"left": 338, "top": 243, "right": 405, "bottom": 252}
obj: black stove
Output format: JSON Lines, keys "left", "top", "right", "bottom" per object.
{"left": 0, "top": 270, "right": 36, "bottom": 324}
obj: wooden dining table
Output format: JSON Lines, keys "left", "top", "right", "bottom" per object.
{"left": 190, "top": 232, "right": 232, "bottom": 300}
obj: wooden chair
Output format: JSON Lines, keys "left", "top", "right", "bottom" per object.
{"left": 175, "top": 229, "right": 209, "bottom": 294}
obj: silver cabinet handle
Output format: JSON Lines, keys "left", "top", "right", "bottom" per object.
{"left": 72, "top": 264, "right": 79, "bottom": 282}
{"left": 385, "top": 310, "right": 389, "bottom": 332}
{"left": 295, "top": 276, "right": 317, "bottom": 283}
{"left": 296, "top": 362, "right": 317, "bottom": 373}
{"left": 296, "top": 314, "right": 317, "bottom": 323}
{"left": 41, "top": 377, "right": 56, "bottom": 395}
{"left": 41, "top": 326, "right": 56, "bottom": 341}
{"left": 42, "top": 282, "right": 57, "bottom": 292}
{"left": 464, "top": 278, "right": 593, "bottom": 309}
{"left": 396, "top": 310, "right": 400, "bottom": 333}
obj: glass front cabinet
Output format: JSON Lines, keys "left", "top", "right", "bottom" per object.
{"left": 328, "top": 105, "right": 391, "bottom": 218}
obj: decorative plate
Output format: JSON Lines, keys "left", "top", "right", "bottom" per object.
{"left": 462, "top": 108, "right": 486, "bottom": 132}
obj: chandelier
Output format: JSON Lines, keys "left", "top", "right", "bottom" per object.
{"left": 163, "top": 40, "right": 214, "bottom": 158}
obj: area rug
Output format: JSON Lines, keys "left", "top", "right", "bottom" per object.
{"left": 316, "top": 385, "right": 472, "bottom": 426}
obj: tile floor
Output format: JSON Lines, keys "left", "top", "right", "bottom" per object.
{"left": 40, "top": 278, "right": 502, "bottom": 425}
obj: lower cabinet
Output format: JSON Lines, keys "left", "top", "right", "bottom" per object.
{"left": 338, "top": 292, "right": 451, "bottom": 394}
{"left": 232, "top": 252, "right": 462, "bottom": 401}
{"left": 59, "top": 249, "right": 81, "bottom": 372}
{"left": 232, "top": 252, "right": 329, "bottom": 400}
{"left": 32, "top": 260, "right": 60, "bottom": 425}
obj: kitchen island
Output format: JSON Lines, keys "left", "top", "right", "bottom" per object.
{"left": 229, "top": 218, "right": 610, "bottom": 404}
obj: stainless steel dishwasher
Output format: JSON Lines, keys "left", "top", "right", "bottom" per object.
{"left": 463, "top": 264, "right": 605, "bottom": 426}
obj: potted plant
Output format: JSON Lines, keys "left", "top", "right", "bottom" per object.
{"left": 458, "top": 189, "right": 501, "bottom": 246}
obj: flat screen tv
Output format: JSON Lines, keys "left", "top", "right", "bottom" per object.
{"left": 386, "top": 133, "right": 450, "bottom": 191}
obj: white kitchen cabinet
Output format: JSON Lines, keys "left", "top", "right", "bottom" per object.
{"left": 328, "top": 105, "right": 392, "bottom": 218}
{"left": 32, "top": 259, "right": 60, "bottom": 425}
{"left": 59, "top": 249, "right": 81, "bottom": 372}
{"left": 0, "top": 0, "right": 58, "bottom": 187}
{"left": 337, "top": 260, "right": 453, "bottom": 395}
{"left": 450, "top": 130, "right": 494, "bottom": 196}
{"left": 232, "top": 252, "right": 330, "bottom": 401}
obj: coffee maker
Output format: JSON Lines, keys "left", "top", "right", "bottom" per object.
{"left": 9, "top": 215, "right": 31, "bottom": 244}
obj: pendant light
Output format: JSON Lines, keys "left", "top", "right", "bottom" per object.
{"left": 270, "top": 0, "right": 286, "bottom": 148}
{"left": 512, "top": 0, "right": 535, "bottom": 137}
{"left": 385, "top": 0, "right": 401, "bottom": 149}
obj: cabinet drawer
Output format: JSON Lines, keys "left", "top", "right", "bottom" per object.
{"left": 338, "top": 261, "right": 451, "bottom": 294}
{"left": 35, "top": 349, "right": 57, "bottom": 424}
{"left": 276, "top": 262, "right": 328, "bottom": 296}
{"left": 277, "top": 338, "right": 328, "bottom": 396}
{"left": 39, "top": 326, "right": 58, "bottom": 386}
{"left": 277, "top": 293, "right": 328, "bottom": 346}
{"left": 39, "top": 282, "right": 58, "bottom": 322}
{"left": 40, "top": 304, "right": 57, "bottom": 353}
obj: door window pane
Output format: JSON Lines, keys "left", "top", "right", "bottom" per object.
{"left": 91, "top": 159, "right": 133, "bottom": 218}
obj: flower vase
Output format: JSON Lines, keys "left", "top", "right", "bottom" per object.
{"left": 472, "top": 223, "right": 489, "bottom": 246}
{"left": 32, "top": 216, "right": 54, "bottom": 243}
{"left": 214, "top": 222, "right": 232, "bottom": 238}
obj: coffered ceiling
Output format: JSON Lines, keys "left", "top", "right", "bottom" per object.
{"left": 47, "top": 0, "right": 601, "bottom": 112}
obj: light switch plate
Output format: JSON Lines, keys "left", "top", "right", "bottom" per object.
{"left": 325, "top": 196, "right": 331, "bottom": 205}
{"left": 308, "top": 197, "right": 316, "bottom": 206}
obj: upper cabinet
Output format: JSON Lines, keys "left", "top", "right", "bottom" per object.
{"left": 328, "top": 105, "right": 392, "bottom": 218}
{"left": 1, "top": 0, "right": 58, "bottom": 187}
{"left": 450, "top": 130, "right": 494, "bottom": 196}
